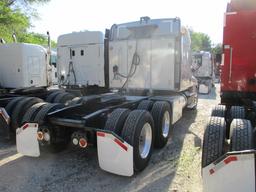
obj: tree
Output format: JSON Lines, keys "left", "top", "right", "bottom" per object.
{"left": 190, "top": 30, "right": 212, "bottom": 52}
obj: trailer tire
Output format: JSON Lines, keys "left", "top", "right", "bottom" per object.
{"left": 202, "top": 117, "right": 226, "bottom": 168}
{"left": 121, "top": 110, "right": 154, "bottom": 172}
{"left": 5, "top": 97, "right": 25, "bottom": 115}
{"left": 230, "top": 119, "right": 253, "bottom": 151}
{"left": 230, "top": 106, "right": 246, "bottom": 120}
{"left": 21, "top": 102, "right": 47, "bottom": 124}
{"left": 137, "top": 100, "right": 154, "bottom": 111}
{"left": 151, "top": 101, "right": 172, "bottom": 148}
{"left": 34, "top": 103, "right": 64, "bottom": 125}
{"left": 45, "top": 91, "right": 64, "bottom": 103}
{"left": 11, "top": 97, "right": 43, "bottom": 131}
{"left": 104, "top": 108, "right": 130, "bottom": 135}
{"left": 211, "top": 105, "right": 226, "bottom": 117}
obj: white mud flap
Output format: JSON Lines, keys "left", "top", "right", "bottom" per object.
{"left": 97, "top": 131, "right": 133, "bottom": 176}
{"left": 199, "top": 84, "right": 210, "bottom": 94}
{"left": 16, "top": 123, "right": 40, "bottom": 157}
{"left": 202, "top": 151, "right": 256, "bottom": 192}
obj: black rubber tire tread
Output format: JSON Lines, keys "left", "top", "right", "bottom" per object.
{"left": 211, "top": 105, "right": 226, "bottom": 117}
{"left": 137, "top": 100, "right": 154, "bottom": 111}
{"left": 121, "top": 110, "right": 154, "bottom": 172}
{"left": 45, "top": 91, "right": 64, "bottom": 103}
{"left": 202, "top": 117, "right": 226, "bottom": 168}
{"left": 104, "top": 108, "right": 130, "bottom": 135}
{"left": 53, "top": 92, "right": 69, "bottom": 103}
{"left": 230, "top": 119, "right": 253, "bottom": 151}
{"left": 230, "top": 106, "right": 246, "bottom": 120}
{"left": 21, "top": 102, "right": 47, "bottom": 124}
{"left": 34, "top": 103, "right": 64, "bottom": 125}
{"left": 151, "top": 101, "right": 172, "bottom": 148}
{"left": 11, "top": 97, "right": 43, "bottom": 130}
{"left": 58, "top": 93, "right": 75, "bottom": 104}
{"left": 5, "top": 97, "right": 25, "bottom": 115}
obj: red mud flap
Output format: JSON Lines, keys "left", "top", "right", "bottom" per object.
{"left": 97, "top": 131, "right": 133, "bottom": 176}
{"left": 0, "top": 107, "right": 10, "bottom": 138}
{"left": 202, "top": 150, "right": 256, "bottom": 192}
{"left": 16, "top": 123, "right": 40, "bottom": 157}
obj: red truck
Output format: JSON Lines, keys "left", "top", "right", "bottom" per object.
{"left": 202, "top": 0, "right": 256, "bottom": 191}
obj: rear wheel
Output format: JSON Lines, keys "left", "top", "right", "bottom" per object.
{"left": 202, "top": 117, "right": 226, "bottom": 168}
{"left": 230, "top": 106, "right": 246, "bottom": 120}
{"left": 137, "top": 100, "right": 154, "bottom": 111}
{"left": 21, "top": 102, "right": 47, "bottom": 124}
{"left": 230, "top": 119, "right": 253, "bottom": 151}
{"left": 5, "top": 97, "right": 25, "bottom": 115}
{"left": 121, "top": 110, "right": 154, "bottom": 172}
{"left": 45, "top": 91, "right": 64, "bottom": 103}
{"left": 211, "top": 105, "right": 226, "bottom": 118}
{"left": 104, "top": 108, "right": 130, "bottom": 135}
{"left": 151, "top": 101, "right": 172, "bottom": 148}
{"left": 11, "top": 97, "right": 43, "bottom": 130}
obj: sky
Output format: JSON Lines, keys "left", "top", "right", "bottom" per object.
{"left": 32, "top": 0, "right": 230, "bottom": 45}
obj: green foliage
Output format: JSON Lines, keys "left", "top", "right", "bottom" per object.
{"left": 212, "top": 43, "right": 223, "bottom": 55}
{"left": 190, "top": 30, "right": 212, "bottom": 52}
{"left": 0, "top": 0, "right": 55, "bottom": 47}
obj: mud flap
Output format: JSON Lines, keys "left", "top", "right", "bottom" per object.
{"left": 16, "top": 123, "right": 40, "bottom": 157}
{"left": 97, "top": 131, "right": 133, "bottom": 176}
{"left": 202, "top": 151, "right": 256, "bottom": 192}
{"left": 0, "top": 107, "right": 10, "bottom": 138}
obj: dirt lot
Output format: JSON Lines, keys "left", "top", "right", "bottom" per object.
{"left": 0, "top": 85, "right": 220, "bottom": 192}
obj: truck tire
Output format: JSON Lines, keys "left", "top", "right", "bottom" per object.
{"left": 54, "top": 92, "right": 75, "bottom": 104}
{"left": 34, "top": 103, "right": 64, "bottom": 125}
{"left": 137, "top": 100, "right": 154, "bottom": 111}
{"left": 230, "top": 106, "right": 246, "bottom": 120}
{"left": 21, "top": 102, "right": 47, "bottom": 124}
{"left": 202, "top": 117, "right": 226, "bottom": 168}
{"left": 151, "top": 101, "right": 172, "bottom": 148}
{"left": 5, "top": 97, "right": 25, "bottom": 115}
{"left": 230, "top": 119, "right": 253, "bottom": 151}
{"left": 104, "top": 108, "right": 130, "bottom": 135}
{"left": 11, "top": 97, "right": 43, "bottom": 131}
{"left": 45, "top": 91, "right": 63, "bottom": 103}
{"left": 121, "top": 110, "right": 154, "bottom": 172}
{"left": 211, "top": 105, "right": 226, "bottom": 118}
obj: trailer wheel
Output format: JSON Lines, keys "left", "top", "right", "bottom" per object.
{"left": 230, "top": 119, "right": 253, "bottom": 151}
{"left": 11, "top": 97, "right": 43, "bottom": 131}
{"left": 211, "top": 105, "right": 226, "bottom": 117}
{"left": 45, "top": 91, "right": 64, "bottom": 103}
{"left": 54, "top": 92, "right": 75, "bottom": 104}
{"left": 34, "top": 103, "right": 64, "bottom": 125}
{"left": 21, "top": 102, "right": 47, "bottom": 125}
{"left": 151, "top": 101, "right": 172, "bottom": 148}
{"left": 230, "top": 106, "right": 246, "bottom": 120}
{"left": 121, "top": 110, "right": 154, "bottom": 172}
{"left": 202, "top": 117, "right": 226, "bottom": 168}
{"left": 5, "top": 97, "right": 25, "bottom": 115}
{"left": 137, "top": 100, "right": 154, "bottom": 111}
{"left": 104, "top": 108, "right": 130, "bottom": 135}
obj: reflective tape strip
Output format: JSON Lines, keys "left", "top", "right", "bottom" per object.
{"left": 0, "top": 108, "right": 10, "bottom": 124}
{"left": 209, "top": 155, "right": 251, "bottom": 175}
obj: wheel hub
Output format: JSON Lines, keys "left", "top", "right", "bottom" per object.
{"left": 139, "top": 123, "right": 152, "bottom": 159}
{"left": 162, "top": 111, "right": 170, "bottom": 138}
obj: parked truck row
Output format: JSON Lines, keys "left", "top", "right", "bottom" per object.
{"left": 0, "top": 17, "right": 198, "bottom": 176}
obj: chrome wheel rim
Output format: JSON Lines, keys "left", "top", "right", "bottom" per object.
{"left": 162, "top": 111, "right": 170, "bottom": 138}
{"left": 139, "top": 123, "right": 152, "bottom": 159}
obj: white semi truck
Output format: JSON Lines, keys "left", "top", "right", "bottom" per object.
{"left": 15, "top": 17, "right": 198, "bottom": 176}
{"left": 192, "top": 51, "right": 214, "bottom": 94}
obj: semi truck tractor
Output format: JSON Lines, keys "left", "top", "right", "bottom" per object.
{"left": 15, "top": 17, "right": 198, "bottom": 176}
{"left": 192, "top": 51, "right": 214, "bottom": 94}
{"left": 202, "top": 0, "right": 256, "bottom": 191}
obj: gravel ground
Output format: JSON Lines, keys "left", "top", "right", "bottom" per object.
{"left": 0, "top": 85, "right": 220, "bottom": 192}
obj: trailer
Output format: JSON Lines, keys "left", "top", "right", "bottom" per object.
{"left": 13, "top": 17, "right": 198, "bottom": 176}
{"left": 202, "top": 0, "right": 256, "bottom": 191}
{"left": 192, "top": 51, "right": 214, "bottom": 94}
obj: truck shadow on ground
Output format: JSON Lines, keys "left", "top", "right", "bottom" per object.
{"left": 0, "top": 109, "right": 198, "bottom": 192}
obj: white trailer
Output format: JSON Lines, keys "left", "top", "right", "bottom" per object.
{"left": 57, "top": 31, "right": 105, "bottom": 87}
{"left": 0, "top": 43, "right": 51, "bottom": 89}
{"left": 192, "top": 51, "right": 214, "bottom": 94}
